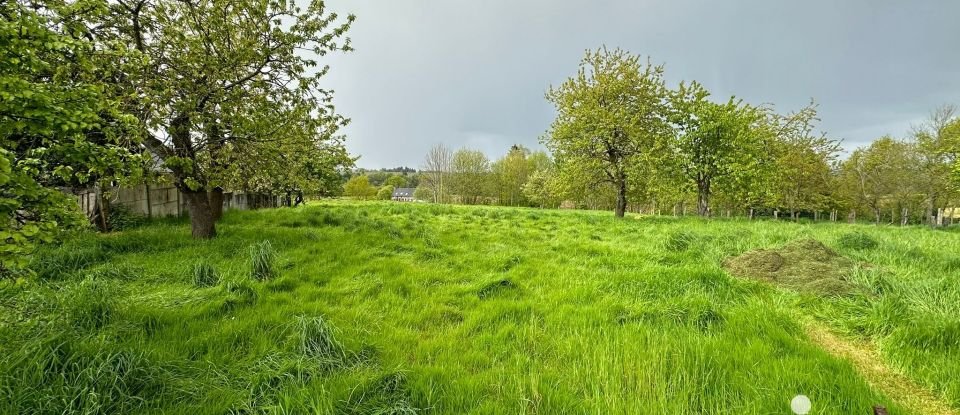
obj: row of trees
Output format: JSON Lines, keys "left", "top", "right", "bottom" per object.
{"left": 417, "top": 144, "right": 553, "bottom": 206}
{"left": 541, "top": 48, "right": 960, "bottom": 224}
{"left": 412, "top": 49, "right": 960, "bottom": 225}
{"left": 342, "top": 145, "right": 554, "bottom": 206}
{"left": 2, "top": 0, "right": 355, "bottom": 274}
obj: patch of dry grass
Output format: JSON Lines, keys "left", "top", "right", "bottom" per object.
{"left": 804, "top": 322, "right": 957, "bottom": 415}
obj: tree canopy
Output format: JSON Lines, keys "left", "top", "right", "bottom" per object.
{"left": 1, "top": 0, "right": 143, "bottom": 276}
{"left": 544, "top": 47, "right": 671, "bottom": 217}
{"left": 109, "top": 0, "right": 355, "bottom": 238}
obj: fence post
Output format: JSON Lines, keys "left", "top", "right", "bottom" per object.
{"left": 145, "top": 183, "right": 153, "bottom": 218}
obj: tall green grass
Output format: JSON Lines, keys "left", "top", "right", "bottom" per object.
{"left": 1, "top": 200, "right": 958, "bottom": 413}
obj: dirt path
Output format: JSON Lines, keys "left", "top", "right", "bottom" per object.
{"left": 804, "top": 322, "right": 957, "bottom": 415}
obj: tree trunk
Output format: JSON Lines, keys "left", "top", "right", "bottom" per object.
{"left": 183, "top": 188, "right": 216, "bottom": 238}
{"left": 209, "top": 187, "right": 225, "bottom": 221}
{"left": 95, "top": 186, "right": 109, "bottom": 232}
{"left": 614, "top": 179, "right": 627, "bottom": 218}
{"left": 167, "top": 112, "right": 216, "bottom": 238}
{"left": 145, "top": 183, "right": 153, "bottom": 218}
{"left": 696, "top": 177, "right": 710, "bottom": 217}
{"left": 874, "top": 208, "right": 881, "bottom": 225}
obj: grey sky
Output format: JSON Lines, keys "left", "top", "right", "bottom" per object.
{"left": 323, "top": 0, "right": 960, "bottom": 169}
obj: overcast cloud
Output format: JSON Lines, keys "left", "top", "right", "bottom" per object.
{"left": 322, "top": 0, "right": 960, "bottom": 169}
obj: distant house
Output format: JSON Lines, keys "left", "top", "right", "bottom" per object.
{"left": 391, "top": 187, "right": 416, "bottom": 202}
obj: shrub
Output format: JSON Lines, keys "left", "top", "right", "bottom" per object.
{"left": 192, "top": 261, "right": 220, "bottom": 287}
{"left": 249, "top": 241, "right": 277, "bottom": 281}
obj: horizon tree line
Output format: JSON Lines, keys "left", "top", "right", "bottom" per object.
{"left": 361, "top": 49, "right": 959, "bottom": 226}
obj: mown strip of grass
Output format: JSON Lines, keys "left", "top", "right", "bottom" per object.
{"left": 2, "top": 201, "right": 958, "bottom": 413}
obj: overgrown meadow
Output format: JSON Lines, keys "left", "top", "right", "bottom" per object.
{"left": 2, "top": 201, "right": 959, "bottom": 414}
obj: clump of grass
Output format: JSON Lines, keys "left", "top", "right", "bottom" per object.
{"left": 249, "top": 241, "right": 277, "bottom": 281}
{"left": 340, "top": 372, "right": 419, "bottom": 415}
{"left": 30, "top": 237, "right": 110, "bottom": 280}
{"left": 942, "top": 256, "right": 960, "bottom": 272}
{"left": 837, "top": 231, "right": 879, "bottom": 250}
{"left": 477, "top": 278, "right": 518, "bottom": 299}
{"left": 64, "top": 277, "right": 117, "bottom": 329}
{"left": 497, "top": 254, "right": 522, "bottom": 272}
{"left": 266, "top": 276, "right": 298, "bottom": 292}
{"left": 192, "top": 261, "right": 220, "bottom": 287}
{"left": 843, "top": 296, "right": 910, "bottom": 337}
{"left": 295, "top": 316, "right": 347, "bottom": 369}
{"left": 723, "top": 238, "right": 857, "bottom": 296}
{"left": 889, "top": 317, "right": 960, "bottom": 353}
{"left": 220, "top": 277, "right": 259, "bottom": 313}
{"left": 87, "top": 264, "right": 141, "bottom": 281}
{"left": 0, "top": 336, "right": 162, "bottom": 414}
{"left": 616, "top": 298, "right": 726, "bottom": 333}
{"left": 663, "top": 230, "right": 702, "bottom": 252}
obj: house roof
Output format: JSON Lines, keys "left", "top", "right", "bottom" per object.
{"left": 392, "top": 188, "right": 416, "bottom": 197}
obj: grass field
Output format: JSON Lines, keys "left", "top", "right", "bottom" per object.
{"left": 2, "top": 201, "right": 959, "bottom": 414}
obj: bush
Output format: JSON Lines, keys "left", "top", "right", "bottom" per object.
{"left": 377, "top": 185, "right": 394, "bottom": 200}
{"left": 249, "top": 241, "right": 277, "bottom": 281}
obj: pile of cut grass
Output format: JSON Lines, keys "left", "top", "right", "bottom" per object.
{"left": 724, "top": 238, "right": 858, "bottom": 295}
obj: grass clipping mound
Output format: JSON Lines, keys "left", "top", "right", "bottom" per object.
{"left": 724, "top": 239, "right": 857, "bottom": 296}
